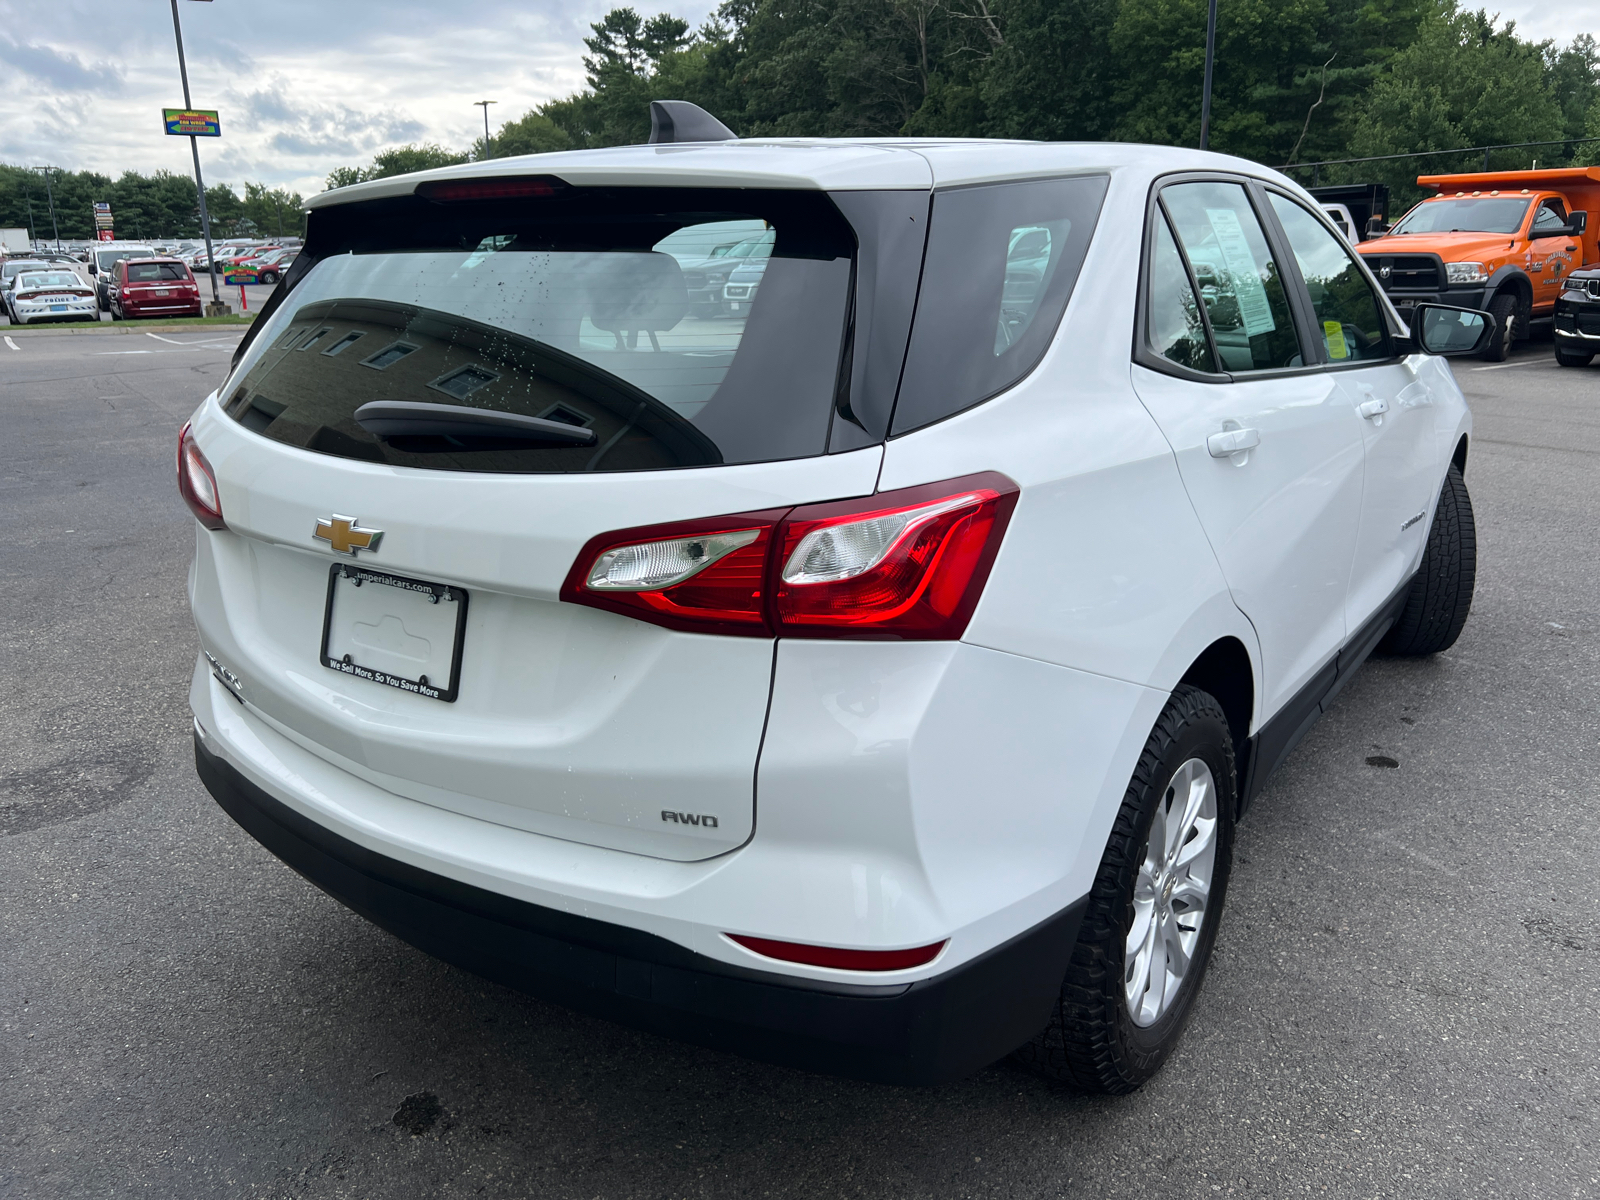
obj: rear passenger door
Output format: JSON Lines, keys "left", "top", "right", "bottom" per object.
{"left": 1266, "top": 191, "right": 1439, "bottom": 633}
{"left": 1132, "top": 177, "right": 1366, "bottom": 723}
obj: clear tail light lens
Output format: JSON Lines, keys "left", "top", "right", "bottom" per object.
{"left": 177, "top": 422, "right": 226, "bottom": 530}
{"left": 562, "top": 473, "right": 1018, "bottom": 640}
{"left": 562, "top": 513, "right": 787, "bottom": 636}
{"left": 775, "top": 473, "right": 1019, "bottom": 639}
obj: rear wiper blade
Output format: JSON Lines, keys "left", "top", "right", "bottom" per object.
{"left": 353, "top": 400, "right": 597, "bottom": 447}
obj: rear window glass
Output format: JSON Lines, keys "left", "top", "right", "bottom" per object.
{"left": 97, "top": 248, "right": 154, "bottom": 271}
{"left": 128, "top": 263, "right": 188, "bottom": 282}
{"left": 224, "top": 188, "right": 853, "bottom": 473}
{"left": 18, "top": 272, "right": 83, "bottom": 290}
{"left": 891, "top": 174, "right": 1108, "bottom": 435}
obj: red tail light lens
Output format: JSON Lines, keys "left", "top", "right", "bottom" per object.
{"left": 563, "top": 474, "right": 1018, "bottom": 640}
{"left": 726, "top": 934, "right": 947, "bottom": 971}
{"left": 561, "top": 511, "right": 788, "bottom": 636}
{"left": 775, "top": 473, "right": 1019, "bottom": 638}
{"left": 177, "top": 422, "right": 226, "bottom": 530}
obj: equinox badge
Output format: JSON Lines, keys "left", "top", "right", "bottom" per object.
{"left": 314, "top": 514, "right": 384, "bottom": 556}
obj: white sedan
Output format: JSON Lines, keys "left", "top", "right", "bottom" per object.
{"left": 8, "top": 269, "right": 98, "bottom": 324}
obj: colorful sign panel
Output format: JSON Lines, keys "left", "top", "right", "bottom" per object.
{"left": 163, "top": 108, "right": 221, "bottom": 137}
{"left": 98, "top": 230, "right": 115, "bottom": 241}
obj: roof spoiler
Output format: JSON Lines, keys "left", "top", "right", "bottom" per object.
{"left": 647, "top": 100, "right": 738, "bottom": 145}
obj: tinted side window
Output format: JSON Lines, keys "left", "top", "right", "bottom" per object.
{"left": 892, "top": 174, "right": 1108, "bottom": 435}
{"left": 1162, "top": 182, "right": 1303, "bottom": 373}
{"left": 1147, "top": 214, "right": 1216, "bottom": 374}
{"left": 1268, "top": 194, "right": 1391, "bottom": 363}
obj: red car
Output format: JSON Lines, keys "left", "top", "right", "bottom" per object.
{"left": 110, "top": 257, "right": 202, "bottom": 320}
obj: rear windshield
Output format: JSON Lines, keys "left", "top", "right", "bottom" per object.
{"left": 1390, "top": 197, "right": 1530, "bottom": 235}
{"left": 18, "top": 272, "right": 83, "bottom": 290}
{"left": 97, "top": 248, "right": 154, "bottom": 270}
{"left": 223, "top": 188, "right": 854, "bottom": 473}
{"left": 128, "top": 263, "right": 188, "bottom": 282}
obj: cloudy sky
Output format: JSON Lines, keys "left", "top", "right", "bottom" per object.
{"left": 0, "top": 0, "right": 1590, "bottom": 201}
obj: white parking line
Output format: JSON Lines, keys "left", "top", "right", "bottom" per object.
{"left": 4, "top": 336, "right": 18, "bottom": 351}
{"left": 145, "top": 331, "right": 240, "bottom": 349}
{"left": 1470, "top": 360, "right": 1539, "bottom": 371}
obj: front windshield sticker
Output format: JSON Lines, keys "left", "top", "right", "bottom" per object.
{"left": 1205, "top": 208, "right": 1276, "bottom": 338}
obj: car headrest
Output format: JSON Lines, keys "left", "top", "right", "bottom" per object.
{"left": 586, "top": 252, "right": 688, "bottom": 334}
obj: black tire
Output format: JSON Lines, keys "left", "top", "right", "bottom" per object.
{"left": 1378, "top": 465, "right": 1476, "bottom": 657}
{"left": 1014, "top": 685, "right": 1236, "bottom": 1094}
{"left": 1480, "top": 293, "right": 1516, "bottom": 361}
{"left": 110, "top": 307, "right": 122, "bottom": 322}
{"left": 1555, "top": 346, "right": 1594, "bottom": 368}
{"left": 261, "top": 270, "right": 279, "bottom": 285}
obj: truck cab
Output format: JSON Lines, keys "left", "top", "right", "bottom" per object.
{"left": 1357, "top": 167, "right": 1598, "bottom": 360}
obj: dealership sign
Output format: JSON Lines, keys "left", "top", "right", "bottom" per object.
{"left": 163, "top": 108, "right": 220, "bottom": 137}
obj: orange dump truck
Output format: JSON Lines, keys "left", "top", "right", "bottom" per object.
{"left": 1356, "top": 167, "right": 1599, "bottom": 360}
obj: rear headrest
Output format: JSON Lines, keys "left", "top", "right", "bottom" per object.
{"left": 586, "top": 251, "right": 688, "bottom": 333}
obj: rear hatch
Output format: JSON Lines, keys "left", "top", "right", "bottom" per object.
{"left": 192, "top": 179, "right": 890, "bottom": 861}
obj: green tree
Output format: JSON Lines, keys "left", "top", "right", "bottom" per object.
{"left": 1545, "top": 33, "right": 1599, "bottom": 145}
{"left": 473, "top": 111, "right": 573, "bottom": 160}
{"left": 324, "top": 143, "right": 469, "bottom": 191}
{"left": 241, "top": 181, "right": 306, "bottom": 239}
{"left": 981, "top": 0, "right": 1119, "bottom": 141}
{"left": 1349, "top": 4, "right": 1566, "bottom": 199}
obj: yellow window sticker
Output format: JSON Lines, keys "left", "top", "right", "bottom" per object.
{"left": 1324, "top": 320, "right": 1349, "bottom": 360}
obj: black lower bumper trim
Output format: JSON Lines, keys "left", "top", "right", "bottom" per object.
{"left": 194, "top": 731, "right": 1085, "bottom": 1084}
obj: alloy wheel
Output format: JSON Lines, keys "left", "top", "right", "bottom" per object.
{"left": 1124, "top": 757, "right": 1219, "bottom": 1027}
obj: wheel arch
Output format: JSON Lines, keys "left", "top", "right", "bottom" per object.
{"left": 1177, "top": 636, "right": 1254, "bottom": 780}
{"left": 1486, "top": 266, "right": 1533, "bottom": 312}
{"left": 1452, "top": 433, "right": 1468, "bottom": 476}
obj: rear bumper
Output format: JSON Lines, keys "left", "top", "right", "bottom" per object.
{"left": 194, "top": 728, "right": 1086, "bottom": 1084}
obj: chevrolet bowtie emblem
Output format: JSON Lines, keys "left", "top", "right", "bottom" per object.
{"left": 313, "top": 514, "right": 384, "bottom": 556}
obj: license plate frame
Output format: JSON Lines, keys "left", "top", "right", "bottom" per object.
{"left": 319, "top": 564, "right": 469, "bottom": 702}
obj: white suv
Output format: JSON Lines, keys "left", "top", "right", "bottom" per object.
{"left": 183, "top": 112, "right": 1488, "bottom": 1092}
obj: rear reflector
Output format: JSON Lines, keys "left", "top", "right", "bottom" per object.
{"left": 415, "top": 176, "right": 567, "bottom": 202}
{"left": 726, "top": 934, "right": 947, "bottom": 971}
{"left": 561, "top": 473, "right": 1019, "bottom": 639}
{"left": 178, "top": 422, "right": 226, "bottom": 530}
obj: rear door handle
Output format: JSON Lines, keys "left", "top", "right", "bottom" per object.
{"left": 1207, "top": 427, "right": 1261, "bottom": 457}
{"left": 1358, "top": 398, "right": 1389, "bottom": 420}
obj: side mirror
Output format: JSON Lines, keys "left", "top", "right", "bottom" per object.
{"left": 1563, "top": 212, "right": 1588, "bottom": 237}
{"left": 87, "top": 262, "right": 97, "bottom": 275}
{"left": 1365, "top": 217, "right": 1389, "bottom": 237}
{"left": 1411, "top": 303, "right": 1494, "bottom": 357}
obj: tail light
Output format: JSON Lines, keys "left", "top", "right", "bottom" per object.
{"left": 178, "top": 422, "right": 226, "bottom": 530}
{"left": 561, "top": 512, "right": 786, "bottom": 636}
{"left": 726, "top": 934, "right": 947, "bottom": 971}
{"left": 561, "top": 472, "right": 1018, "bottom": 640}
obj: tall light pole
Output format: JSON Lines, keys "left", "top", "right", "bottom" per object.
{"left": 1199, "top": 0, "right": 1218, "bottom": 151}
{"left": 170, "top": 0, "right": 223, "bottom": 312}
{"left": 475, "top": 100, "right": 497, "bottom": 159}
{"left": 34, "top": 167, "right": 62, "bottom": 248}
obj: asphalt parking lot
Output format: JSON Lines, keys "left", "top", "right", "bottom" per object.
{"left": 2, "top": 326, "right": 1597, "bottom": 1199}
